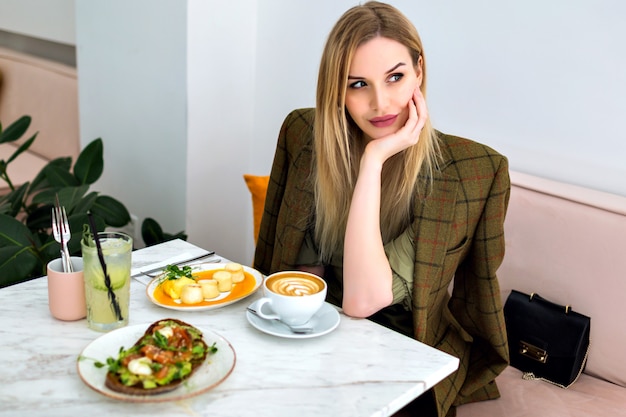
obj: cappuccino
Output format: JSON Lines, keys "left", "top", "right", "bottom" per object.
{"left": 265, "top": 273, "right": 324, "bottom": 296}
{"left": 256, "top": 271, "right": 327, "bottom": 326}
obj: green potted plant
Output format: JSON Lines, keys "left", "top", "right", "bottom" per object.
{"left": 0, "top": 115, "right": 185, "bottom": 288}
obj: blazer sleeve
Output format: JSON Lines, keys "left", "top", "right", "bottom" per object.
{"left": 450, "top": 155, "right": 511, "bottom": 403}
{"left": 253, "top": 108, "right": 315, "bottom": 276}
{"left": 253, "top": 114, "right": 291, "bottom": 276}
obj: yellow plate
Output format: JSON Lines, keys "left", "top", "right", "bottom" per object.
{"left": 146, "top": 263, "right": 262, "bottom": 311}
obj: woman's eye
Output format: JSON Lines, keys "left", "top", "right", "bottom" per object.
{"left": 388, "top": 73, "right": 403, "bottom": 83}
{"left": 349, "top": 80, "right": 367, "bottom": 89}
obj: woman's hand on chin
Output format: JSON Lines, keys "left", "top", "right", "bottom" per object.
{"left": 363, "top": 87, "right": 428, "bottom": 165}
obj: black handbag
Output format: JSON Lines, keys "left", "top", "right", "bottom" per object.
{"left": 503, "top": 289, "right": 591, "bottom": 388}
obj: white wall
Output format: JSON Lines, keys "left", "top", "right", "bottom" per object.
{"left": 252, "top": 0, "right": 626, "bottom": 197}
{"left": 75, "top": 0, "right": 188, "bottom": 246}
{"left": 186, "top": 0, "right": 257, "bottom": 263}
{"left": 0, "top": 0, "right": 75, "bottom": 45}
{"left": 2, "top": 0, "right": 625, "bottom": 265}
{"left": 409, "top": 0, "right": 626, "bottom": 196}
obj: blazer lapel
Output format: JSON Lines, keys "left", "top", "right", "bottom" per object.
{"left": 411, "top": 166, "right": 459, "bottom": 342}
{"left": 277, "top": 172, "right": 315, "bottom": 270}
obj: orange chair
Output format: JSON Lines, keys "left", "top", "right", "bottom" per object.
{"left": 243, "top": 174, "right": 269, "bottom": 244}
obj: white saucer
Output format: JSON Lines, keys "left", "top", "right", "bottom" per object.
{"left": 246, "top": 301, "right": 340, "bottom": 339}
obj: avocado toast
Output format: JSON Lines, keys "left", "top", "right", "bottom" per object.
{"left": 99, "top": 318, "right": 217, "bottom": 395}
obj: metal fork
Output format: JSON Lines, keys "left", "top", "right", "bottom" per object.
{"left": 52, "top": 197, "right": 73, "bottom": 272}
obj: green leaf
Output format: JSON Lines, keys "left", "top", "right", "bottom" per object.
{"left": 35, "top": 233, "right": 61, "bottom": 266}
{"left": 72, "top": 191, "right": 99, "bottom": 214}
{"left": 30, "top": 157, "right": 73, "bottom": 193}
{"left": 59, "top": 185, "right": 90, "bottom": 211}
{"left": 74, "top": 138, "right": 104, "bottom": 185}
{"left": 141, "top": 218, "right": 164, "bottom": 247}
{"left": 25, "top": 204, "right": 54, "bottom": 231}
{"left": 42, "top": 163, "right": 80, "bottom": 188}
{"left": 0, "top": 214, "right": 41, "bottom": 286}
{"left": 0, "top": 246, "right": 39, "bottom": 288}
{"left": 6, "top": 133, "right": 38, "bottom": 164}
{"left": 0, "top": 116, "right": 31, "bottom": 145}
{"left": 0, "top": 200, "right": 10, "bottom": 216}
{"left": 0, "top": 183, "right": 29, "bottom": 217}
{"left": 0, "top": 213, "right": 34, "bottom": 247}
{"left": 31, "top": 185, "right": 88, "bottom": 208}
{"left": 90, "top": 195, "right": 130, "bottom": 228}
{"left": 162, "top": 231, "right": 188, "bottom": 242}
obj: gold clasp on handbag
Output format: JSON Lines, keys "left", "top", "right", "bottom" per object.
{"left": 519, "top": 341, "right": 548, "bottom": 363}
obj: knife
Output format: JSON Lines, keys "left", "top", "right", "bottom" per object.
{"left": 131, "top": 251, "right": 215, "bottom": 277}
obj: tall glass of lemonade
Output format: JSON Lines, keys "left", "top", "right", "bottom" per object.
{"left": 81, "top": 232, "right": 132, "bottom": 332}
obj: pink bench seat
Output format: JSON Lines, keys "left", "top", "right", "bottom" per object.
{"left": 458, "top": 170, "right": 626, "bottom": 416}
{"left": 0, "top": 46, "right": 79, "bottom": 194}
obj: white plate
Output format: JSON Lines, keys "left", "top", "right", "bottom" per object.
{"left": 76, "top": 323, "right": 236, "bottom": 402}
{"left": 146, "top": 263, "right": 263, "bottom": 311}
{"left": 246, "top": 301, "right": 341, "bottom": 339}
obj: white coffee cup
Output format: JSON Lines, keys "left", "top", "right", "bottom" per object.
{"left": 256, "top": 271, "right": 327, "bottom": 326}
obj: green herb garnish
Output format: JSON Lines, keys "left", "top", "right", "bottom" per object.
{"left": 191, "top": 341, "right": 218, "bottom": 356}
{"left": 153, "top": 330, "right": 170, "bottom": 349}
{"left": 162, "top": 264, "right": 193, "bottom": 280}
{"left": 94, "top": 355, "right": 122, "bottom": 372}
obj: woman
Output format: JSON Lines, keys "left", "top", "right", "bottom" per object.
{"left": 254, "top": 2, "right": 510, "bottom": 416}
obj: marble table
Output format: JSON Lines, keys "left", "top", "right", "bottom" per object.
{"left": 0, "top": 239, "right": 459, "bottom": 417}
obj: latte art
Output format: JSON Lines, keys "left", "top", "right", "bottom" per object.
{"left": 258, "top": 271, "right": 327, "bottom": 325}
{"left": 266, "top": 275, "right": 324, "bottom": 296}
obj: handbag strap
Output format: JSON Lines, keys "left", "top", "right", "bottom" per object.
{"left": 520, "top": 340, "right": 591, "bottom": 389}
{"left": 529, "top": 292, "right": 573, "bottom": 314}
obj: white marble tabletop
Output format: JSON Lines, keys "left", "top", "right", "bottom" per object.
{"left": 0, "top": 239, "right": 458, "bottom": 417}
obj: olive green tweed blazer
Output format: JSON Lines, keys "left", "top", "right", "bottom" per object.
{"left": 254, "top": 108, "right": 510, "bottom": 417}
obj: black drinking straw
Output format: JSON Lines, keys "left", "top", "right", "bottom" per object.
{"left": 87, "top": 212, "right": 123, "bottom": 321}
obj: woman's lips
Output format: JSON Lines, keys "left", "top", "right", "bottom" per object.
{"left": 369, "top": 114, "right": 397, "bottom": 128}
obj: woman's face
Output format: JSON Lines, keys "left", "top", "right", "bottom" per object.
{"left": 344, "top": 36, "right": 422, "bottom": 141}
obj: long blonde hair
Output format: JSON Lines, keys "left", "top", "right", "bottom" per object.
{"left": 314, "top": 1, "right": 440, "bottom": 260}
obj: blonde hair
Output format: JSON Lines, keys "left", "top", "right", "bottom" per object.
{"left": 314, "top": 1, "right": 440, "bottom": 260}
